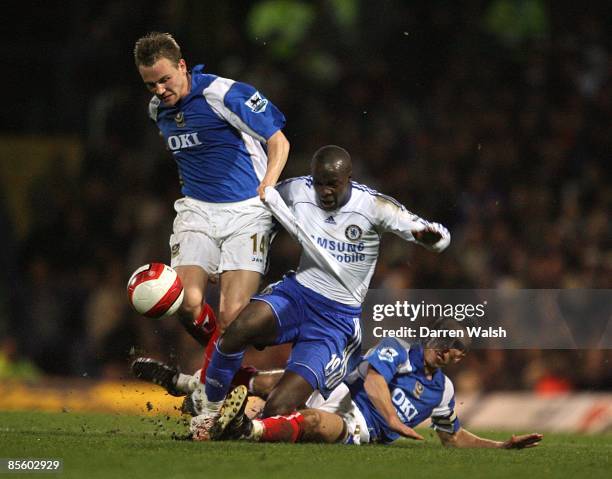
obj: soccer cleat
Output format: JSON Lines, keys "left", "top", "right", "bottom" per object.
{"left": 210, "top": 385, "right": 252, "bottom": 440}
{"left": 131, "top": 358, "right": 182, "bottom": 397}
{"left": 190, "top": 413, "right": 219, "bottom": 441}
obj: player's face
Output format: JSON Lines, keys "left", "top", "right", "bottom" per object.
{"left": 312, "top": 165, "right": 351, "bottom": 211}
{"left": 139, "top": 58, "right": 189, "bottom": 107}
{"left": 425, "top": 348, "right": 466, "bottom": 369}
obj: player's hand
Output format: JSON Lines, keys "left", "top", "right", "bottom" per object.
{"left": 412, "top": 222, "right": 450, "bottom": 252}
{"left": 413, "top": 229, "right": 442, "bottom": 245}
{"left": 388, "top": 417, "right": 424, "bottom": 441}
{"left": 398, "top": 425, "right": 424, "bottom": 441}
{"left": 502, "top": 433, "right": 543, "bottom": 449}
{"left": 257, "top": 179, "right": 276, "bottom": 200}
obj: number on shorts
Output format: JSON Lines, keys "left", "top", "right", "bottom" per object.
{"left": 250, "top": 233, "right": 268, "bottom": 255}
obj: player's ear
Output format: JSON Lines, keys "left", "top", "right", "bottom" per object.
{"left": 178, "top": 58, "right": 187, "bottom": 72}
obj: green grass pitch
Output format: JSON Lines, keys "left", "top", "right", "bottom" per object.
{"left": 0, "top": 411, "right": 610, "bottom": 479}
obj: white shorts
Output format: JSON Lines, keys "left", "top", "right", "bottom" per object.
{"left": 305, "top": 383, "right": 370, "bottom": 445}
{"left": 170, "top": 196, "right": 273, "bottom": 275}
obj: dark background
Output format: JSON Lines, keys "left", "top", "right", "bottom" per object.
{"left": 1, "top": 0, "right": 610, "bottom": 394}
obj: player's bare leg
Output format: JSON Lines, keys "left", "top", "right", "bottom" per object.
{"left": 174, "top": 265, "right": 216, "bottom": 345}
{"left": 190, "top": 300, "right": 278, "bottom": 438}
{"left": 131, "top": 358, "right": 282, "bottom": 399}
{"left": 194, "top": 269, "right": 263, "bottom": 401}
{"left": 251, "top": 369, "right": 284, "bottom": 398}
{"left": 212, "top": 386, "right": 346, "bottom": 443}
{"left": 249, "top": 409, "right": 345, "bottom": 443}
{"left": 215, "top": 300, "right": 279, "bottom": 353}
{"left": 263, "top": 371, "right": 314, "bottom": 417}
{"left": 217, "top": 270, "right": 262, "bottom": 331}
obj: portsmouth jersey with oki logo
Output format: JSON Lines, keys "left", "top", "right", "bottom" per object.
{"left": 149, "top": 65, "right": 286, "bottom": 203}
{"left": 345, "top": 338, "right": 460, "bottom": 444}
{"left": 274, "top": 176, "right": 450, "bottom": 305}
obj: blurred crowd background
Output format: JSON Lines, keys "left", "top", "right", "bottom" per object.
{"left": 1, "top": 0, "right": 610, "bottom": 394}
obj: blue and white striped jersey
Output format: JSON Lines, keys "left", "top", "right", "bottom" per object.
{"left": 149, "top": 65, "right": 286, "bottom": 202}
{"left": 271, "top": 177, "right": 450, "bottom": 305}
{"left": 346, "top": 337, "right": 460, "bottom": 444}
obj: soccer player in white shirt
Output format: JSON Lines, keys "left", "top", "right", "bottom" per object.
{"left": 191, "top": 145, "right": 450, "bottom": 439}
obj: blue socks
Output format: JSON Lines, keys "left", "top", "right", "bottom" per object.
{"left": 204, "top": 343, "right": 246, "bottom": 402}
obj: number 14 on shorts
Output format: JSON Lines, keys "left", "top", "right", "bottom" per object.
{"left": 250, "top": 233, "right": 268, "bottom": 263}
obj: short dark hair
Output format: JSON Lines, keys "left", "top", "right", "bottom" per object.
{"left": 311, "top": 145, "right": 352, "bottom": 174}
{"left": 423, "top": 317, "right": 471, "bottom": 352}
{"left": 134, "top": 32, "right": 182, "bottom": 67}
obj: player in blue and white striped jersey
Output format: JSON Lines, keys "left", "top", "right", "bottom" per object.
{"left": 211, "top": 319, "right": 543, "bottom": 449}
{"left": 134, "top": 33, "right": 289, "bottom": 357}
{"left": 190, "top": 145, "right": 451, "bottom": 439}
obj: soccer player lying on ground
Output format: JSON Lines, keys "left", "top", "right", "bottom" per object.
{"left": 190, "top": 145, "right": 451, "bottom": 439}
{"left": 210, "top": 319, "right": 543, "bottom": 448}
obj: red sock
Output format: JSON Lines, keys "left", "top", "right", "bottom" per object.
{"left": 260, "top": 413, "right": 305, "bottom": 443}
{"left": 196, "top": 303, "right": 218, "bottom": 381}
{"left": 200, "top": 329, "right": 220, "bottom": 382}
{"left": 194, "top": 303, "right": 217, "bottom": 338}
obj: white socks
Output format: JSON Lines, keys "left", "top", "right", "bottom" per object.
{"left": 176, "top": 373, "right": 194, "bottom": 393}
{"left": 191, "top": 384, "right": 223, "bottom": 416}
{"left": 175, "top": 369, "right": 202, "bottom": 394}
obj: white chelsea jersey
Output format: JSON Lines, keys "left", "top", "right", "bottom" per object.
{"left": 264, "top": 177, "right": 450, "bottom": 306}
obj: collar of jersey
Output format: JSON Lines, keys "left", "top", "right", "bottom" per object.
{"left": 192, "top": 64, "right": 206, "bottom": 75}
{"left": 338, "top": 183, "right": 353, "bottom": 209}
{"left": 411, "top": 344, "right": 444, "bottom": 386}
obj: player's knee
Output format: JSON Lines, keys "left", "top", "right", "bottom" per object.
{"left": 221, "top": 303, "right": 276, "bottom": 350}
{"left": 218, "top": 314, "right": 261, "bottom": 352}
{"left": 301, "top": 410, "right": 323, "bottom": 434}
{"left": 218, "top": 300, "right": 249, "bottom": 330}
{"left": 299, "top": 410, "right": 344, "bottom": 443}
{"left": 179, "top": 286, "right": 204, "bottom": 316}
{"left": 251, "top": 370, "right": 283, "bottom": 398}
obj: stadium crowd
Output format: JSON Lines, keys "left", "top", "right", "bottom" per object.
{"left": 2, "top": 1, "right": 610, "bottom": 392}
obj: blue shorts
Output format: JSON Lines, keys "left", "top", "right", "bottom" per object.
{"left": 253, "top": 274, "right": 362, "bottom": 398}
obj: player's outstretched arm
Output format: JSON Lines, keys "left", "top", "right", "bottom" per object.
{"left": 376, "top": 196, "right": 450, "bottom": 253}
{"left": 363, "top": 366, "right": 424, "bottom": 441}
{"left": 257, "top": 130, "right": 290, "bottom": 199}
{"left": 436, "top": 428, "right": 543, "bottom": 449}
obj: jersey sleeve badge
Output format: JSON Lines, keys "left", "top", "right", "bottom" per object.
{"left": 245, "top": 91, "right": 268, "bottom": 113}
{"left": 377, "top": 347, "right": 399, "bottom": 362}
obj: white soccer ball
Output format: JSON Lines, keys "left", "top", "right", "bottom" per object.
{"left": 127, "top": 263, "right": 184, "bottom": 318}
